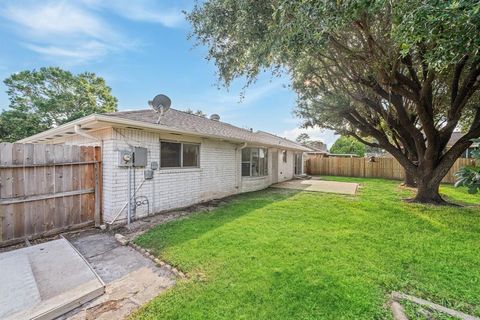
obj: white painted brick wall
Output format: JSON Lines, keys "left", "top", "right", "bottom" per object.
{"left": 278, "top": 150, "right": 295, "bottom": 182}
{"left": 58, "top": 127, "right": 298, "bottom": 224}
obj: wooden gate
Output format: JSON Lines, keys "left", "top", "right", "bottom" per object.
{"left": 0, "top": 143, "right": 102, "bottom": 246}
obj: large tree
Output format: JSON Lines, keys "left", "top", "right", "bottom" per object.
{"left": 188, "top": 0, "right": 480, "bottom": 204}
{"left": 330, "top": 136, "right": 366, "bottom": 157}
{"left": 0, "top": 67, "right": 117, "bottom": 142}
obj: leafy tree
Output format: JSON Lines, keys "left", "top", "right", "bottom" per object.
{"left": 296, "top": 133, "right": 327, "bottom": 151}
{"left": 0, "top": 67, "right": 117, "bottom": 142}
{"left": 188, "top": 1, "right": 480, "bottom": 204}
{"left": 185, "top": 108, "right": 207, "bottom": 117}
{"left": 455, "top": 138, "right": 480, "bottom": 194}
{"left": 330, "top": 136, "right": 366, "bottom": 157}
{"left": 295, "top": 133, "right": 311, "bottom": 144}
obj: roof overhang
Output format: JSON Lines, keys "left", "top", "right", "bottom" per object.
{"left": 18, "top": 114, "right": 310, "bottom": 151}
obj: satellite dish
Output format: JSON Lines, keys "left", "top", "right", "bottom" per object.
{"left": 148, "top": 94, "right": 171, "bottom": 123}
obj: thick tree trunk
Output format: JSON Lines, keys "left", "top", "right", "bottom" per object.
{"left": 411, "top": 174, "right": 447, "bottom": 205}
{"left": 403, "top": 170, "right": 417, "bottom": 187}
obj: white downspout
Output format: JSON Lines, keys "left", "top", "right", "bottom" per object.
{"left": 74, "top": 124, "right": 100, "bottom": 141}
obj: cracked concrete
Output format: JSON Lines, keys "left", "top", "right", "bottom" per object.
{"left": 60, "top": 229, "right": 176, "bottom": 319}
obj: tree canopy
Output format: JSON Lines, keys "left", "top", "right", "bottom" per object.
{"left": 185, "top": 108, "right": 207, "bottom": 117}
{"left": 0, "top": 67, "right": 117, "bottom": 142}
{"left": 188, "top": 0, "right": 480, "bottom": 203}
{"left": 330, "top": 136, "right": 366, "bottom": 157}
{"left": 295, "top": 133, "right": 311, "bottom": 144}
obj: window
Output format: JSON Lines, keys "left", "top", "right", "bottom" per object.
{"left": 183, "top": 144, "right": 199, "bottom": 167}
{"left": 160, "top": 141, "right": 199, "bottom": 168}
{"left": 241, "top": 148, "right": 268, "bottom": 177}
{"left": 282, "top": 150, "right": 287, "bottom": 163}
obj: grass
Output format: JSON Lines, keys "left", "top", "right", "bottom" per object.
{"left": 133, "top": 177, "right": 480, "bottom": 319}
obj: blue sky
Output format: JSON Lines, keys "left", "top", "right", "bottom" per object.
{"left": 0, "top": 0, "right": 337, "bottom": 146}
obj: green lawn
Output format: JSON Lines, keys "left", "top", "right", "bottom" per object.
{"left": 133, "top": 177, "right": 480, "bottom": 319}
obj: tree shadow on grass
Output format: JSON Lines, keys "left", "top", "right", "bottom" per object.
{"left": 134, "top": 188, "right": 302, "bottom": 259}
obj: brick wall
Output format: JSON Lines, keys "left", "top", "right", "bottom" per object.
{"left": 58, "top": 127, "right": 297, "bottom": 224}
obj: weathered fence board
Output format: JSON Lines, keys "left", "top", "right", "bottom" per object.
{"left": 0, "top": 143, "right": 102, "bottom": 246}
{"left": 305, "top": 156, "right": 476, "bottom": 184}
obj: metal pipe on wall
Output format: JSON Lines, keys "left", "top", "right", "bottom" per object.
{"left": 127, "top": 165, "right": 132, "bottom": 224}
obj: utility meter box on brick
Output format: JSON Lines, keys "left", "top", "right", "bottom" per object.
{"left": 118, "top": 150, "right": 134, "bottom": 167}
{"left": 133, "top": 147, "right": 147, "bottom": 167}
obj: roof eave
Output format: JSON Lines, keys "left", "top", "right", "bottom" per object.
{"left": 16, "top": 114, "right": 99, "bottom": 143}
{"left": 17, "top": 113, "right": 310, "bottom": 151}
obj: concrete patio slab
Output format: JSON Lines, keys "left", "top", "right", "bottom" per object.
{"left": 0, "top": 238, "right": 104, "bottom": 320}
{"left": 271, "top": 179, "right": 358, "bottom": 195}
{"left": 0, "top": 254, "right": 41, "bottom": 318}
{"left": 61, "top": 229, "right": 176, "bottom": 319}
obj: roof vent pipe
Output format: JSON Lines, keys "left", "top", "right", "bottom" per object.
{"left": 210, "top": 114, "right": 220, "bottom": 121}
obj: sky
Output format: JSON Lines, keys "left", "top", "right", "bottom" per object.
{"left": 0, "top": 0, "right": 338, "bottom": 147}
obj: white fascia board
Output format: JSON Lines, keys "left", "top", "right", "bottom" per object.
{"left": 17, "top": 113, "right": 310, "bottom": 151}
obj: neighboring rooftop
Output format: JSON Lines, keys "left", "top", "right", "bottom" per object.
{"left": 447, "top": 132, "right": 479, "bottom": 147}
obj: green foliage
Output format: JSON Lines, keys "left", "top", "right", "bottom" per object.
{"left": 133, "top": 177, "right": 480, "bottom": 319}
{"left": 455, "top": 138, "right": 480, "bottom": 194}
{"left": 330, "top": 135, "right": 366, "bottom": 156}
{"left": 0, "top": 67, "right": 117, "bottom": 142}
{"left": 188, "top": 0, "right": 480, "bottom": 199}
{"left": 393, "top": 1, "right": 480, "bottom": 69}
{"left": 184, "top": 108, "right": 207, "bottom": 117}
{"left": 295, "top": 133, "right": 310, "bottom": 144}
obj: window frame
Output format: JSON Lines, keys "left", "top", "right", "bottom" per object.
{"left": 282, "top": 150, "right": 288, "bottom": 163}
{"left": 160, "top": 140, "right": 200, "bottom": 169}
{"left": 241, "top": 147, "right": 268, "bottom": 177}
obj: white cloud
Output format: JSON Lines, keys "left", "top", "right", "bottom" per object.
{"left": 24, "top": 41, "right": 110, "bottom": 63}
{"left": 0, "top": 0, "right": 127, "bottom": 64}
{"left": 80, "top": 0, "right": 185, "bottom": 27}
{"left": 280, "top": 127, "right": 339, "bottom": 148}
{"left": 0, "top": 0, "right": 183, "bottom": 64}
{"left": 2, "top": 1, "right": 112, "bottom": 39}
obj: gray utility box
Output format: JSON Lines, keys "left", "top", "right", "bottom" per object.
{"left": 133, "top": 147, "right": 148, "bottom": 167}
{"left": 144, "top": 169, "right": 154, "bottom": 179}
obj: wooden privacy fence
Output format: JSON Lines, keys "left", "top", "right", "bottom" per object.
{"left": 0, "top": 143, "right": 102, "bottom": 246}
{"left": 305, "top": 156, "right": 476, "bottom": 184}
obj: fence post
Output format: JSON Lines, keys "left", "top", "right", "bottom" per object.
{"left": 94, "top": 146, "right": 102, "bottom": 226}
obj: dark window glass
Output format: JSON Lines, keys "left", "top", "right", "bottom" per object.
{"left": 251, "top": 148, "right": 259, "bottom": 176}
{"left": 161, "top": 142, "right": 181, "bottom": 167}
{"left": 241, "top": 163, "right": 250, "bottom": 176}
{"left": 183, "top": 144, "right": 199, "bottom": 167}
{"left": 242, "top": 148, "right": 250, "bottom": 161}
{"left": 241, "top": 148, "right": 268, "bottom": 177}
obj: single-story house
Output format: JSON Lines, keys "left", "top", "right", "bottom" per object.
{"left": 19, "top": 108, "right": 309, "bottom": 224}
{"left": 447, "top": 132, "right": 479, "bottom": 158}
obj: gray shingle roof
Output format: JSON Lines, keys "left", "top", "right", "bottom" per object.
{"left": 103, "top": 108, "right": 308, "bottom": 150}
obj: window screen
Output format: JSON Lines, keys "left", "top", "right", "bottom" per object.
{"left": 160, "top": 141, "right": 200, "bottom": 168}
{"left": 183, "top": 144, "right": 199, "bottom": 167}
{"left": 160, "top": 142, "right": 181, "bottom": 168}
{"left": 241, "top": 148, "right": 268, "bottom": 177}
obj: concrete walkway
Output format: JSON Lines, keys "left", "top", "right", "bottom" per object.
{"left": 62, "top": 229, "right": 175, "bottom": 319}
{"left": 0, "top": 238, "right": 104, "bottom": 320}
{"left": 271, "top": 178, "right": 358, "bottom": 195}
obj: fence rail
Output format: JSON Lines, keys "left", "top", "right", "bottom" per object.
{"left": 0, "top": 143, "right": 102, "bottom": 246}
{"left": 305, "top": 156, "right": 476, "bottom": 184}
